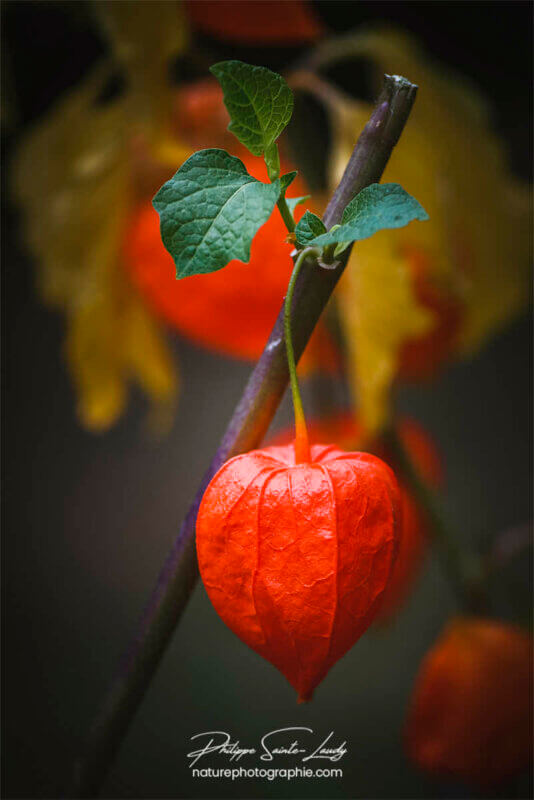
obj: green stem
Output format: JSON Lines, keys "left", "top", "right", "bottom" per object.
{"left": 284, "top": 247, "right": 320, "bottom": 462}
{"left": 277, "top": 194, "right": 296, "bottom": 233}
{"left": 266, "top": 141, "right": 296, "bottom": 234}
{"left": 383, "top": 424, "right": 489, "bottom": 615}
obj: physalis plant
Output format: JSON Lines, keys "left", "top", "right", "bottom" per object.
{"left": 154, "top": 61, "right": 428, "bottom": 279}
{"left": 154, "top": 62, "right": 429, "bottom": 700}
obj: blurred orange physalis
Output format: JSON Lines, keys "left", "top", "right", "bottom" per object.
{"left": 269, "top": 412, "right": 443, "bottom": 621}
{"left": 171, "top": 79, "right": 236, "bottom": 151}
{"left": 185, "top": 0, "right": 324, "bottom": 44}
{"left": 123, "top": 152, "right": 339, "bottom": 373}
{"left": 405, "top": 617, "right": 533, "bottom": 788}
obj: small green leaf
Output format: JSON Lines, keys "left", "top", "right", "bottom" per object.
{"left": 295, "top": 210, "right": 327, "bottom": 246}
{"left": 279, "top": 171, "right": 297, "bottom": 193}
{"left": 286, "top": 195, "right": 311, "bottom": 215}
{"left": 342, "top": 183, "right": 429, "bottom": 231}
{"left": 153, "top": 149, "right": 280, "bottom": 279}
{"left": 210, "top": 60, "right": 293, "bottom": 158}
{"left": 307, "top": 183, "right": 429, "bottom": 250}
{"left": 332, "top": 241, "right": 350, "bottom": 257}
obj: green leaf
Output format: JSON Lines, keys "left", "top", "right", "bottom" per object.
{"left": 279, "top": 171, "right": 297, "bottom": 193}
{"left": 306, "top": 183, "right": 429, "bottom": 252}
{"left": 286, "top": 195, "right": 310, "bottom": 215}
{"left": 294, "top": 210, "right": 327, "bottom": 246}
{"left": 153, "top": 149, "right": 280, "bottom": 279}
{"left": 210, "top": 60, "right": 293, "bottom": 158}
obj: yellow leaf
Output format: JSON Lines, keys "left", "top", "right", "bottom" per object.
{"left": 12, "top": 64, "right": 129, "bottom": 307}
{"left": 97, "top": 0, "right": 187, "bottom": 75}
{"left": 12, "top": 55, "right": 183, "bottom": 431}
{"left": 96, "top": 0, "right": 188, "bottom": 133}
{"left": 336, "top": 236, "right": 433, "bottom": 434}
{"left": 66, "top": 292, "right": 127, "bottom": 432}
{"left": 293, "top": 26, "right": 531, "bottom": 432}
{"left": 120, "top": 281, "right": 179, "bottom": 432}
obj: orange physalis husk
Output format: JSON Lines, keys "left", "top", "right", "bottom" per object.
{"left": 196, "top": 443, "right": 401, "bottom": 701}
{"left": 405, "top": 617, "right": 533, "bottom": 788}
{"left": 185, "top": 0, "right": 324, "bottom": 44}
{"left": 269, "top": 412, "right": 443, "bottom": 622}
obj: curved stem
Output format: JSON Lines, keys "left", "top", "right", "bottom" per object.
{"left": 266, "top": 141, "right": 296, "bottom": 234}
{"left": 277, "top": 195, "right": 296, "bottom": 233}
{"left": 284, "top": 247, "right": 321, "bottom": 462}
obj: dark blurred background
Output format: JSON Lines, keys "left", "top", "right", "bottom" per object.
{"left": 2, "top": 2, "right": 532, "bottom": 798}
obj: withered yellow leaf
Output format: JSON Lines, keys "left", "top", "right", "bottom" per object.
{"left": 293, "top": 26, "right": 531, "bottom": 433}
{"left": 12, "top": 69, "right": 178, "bottom": 432}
